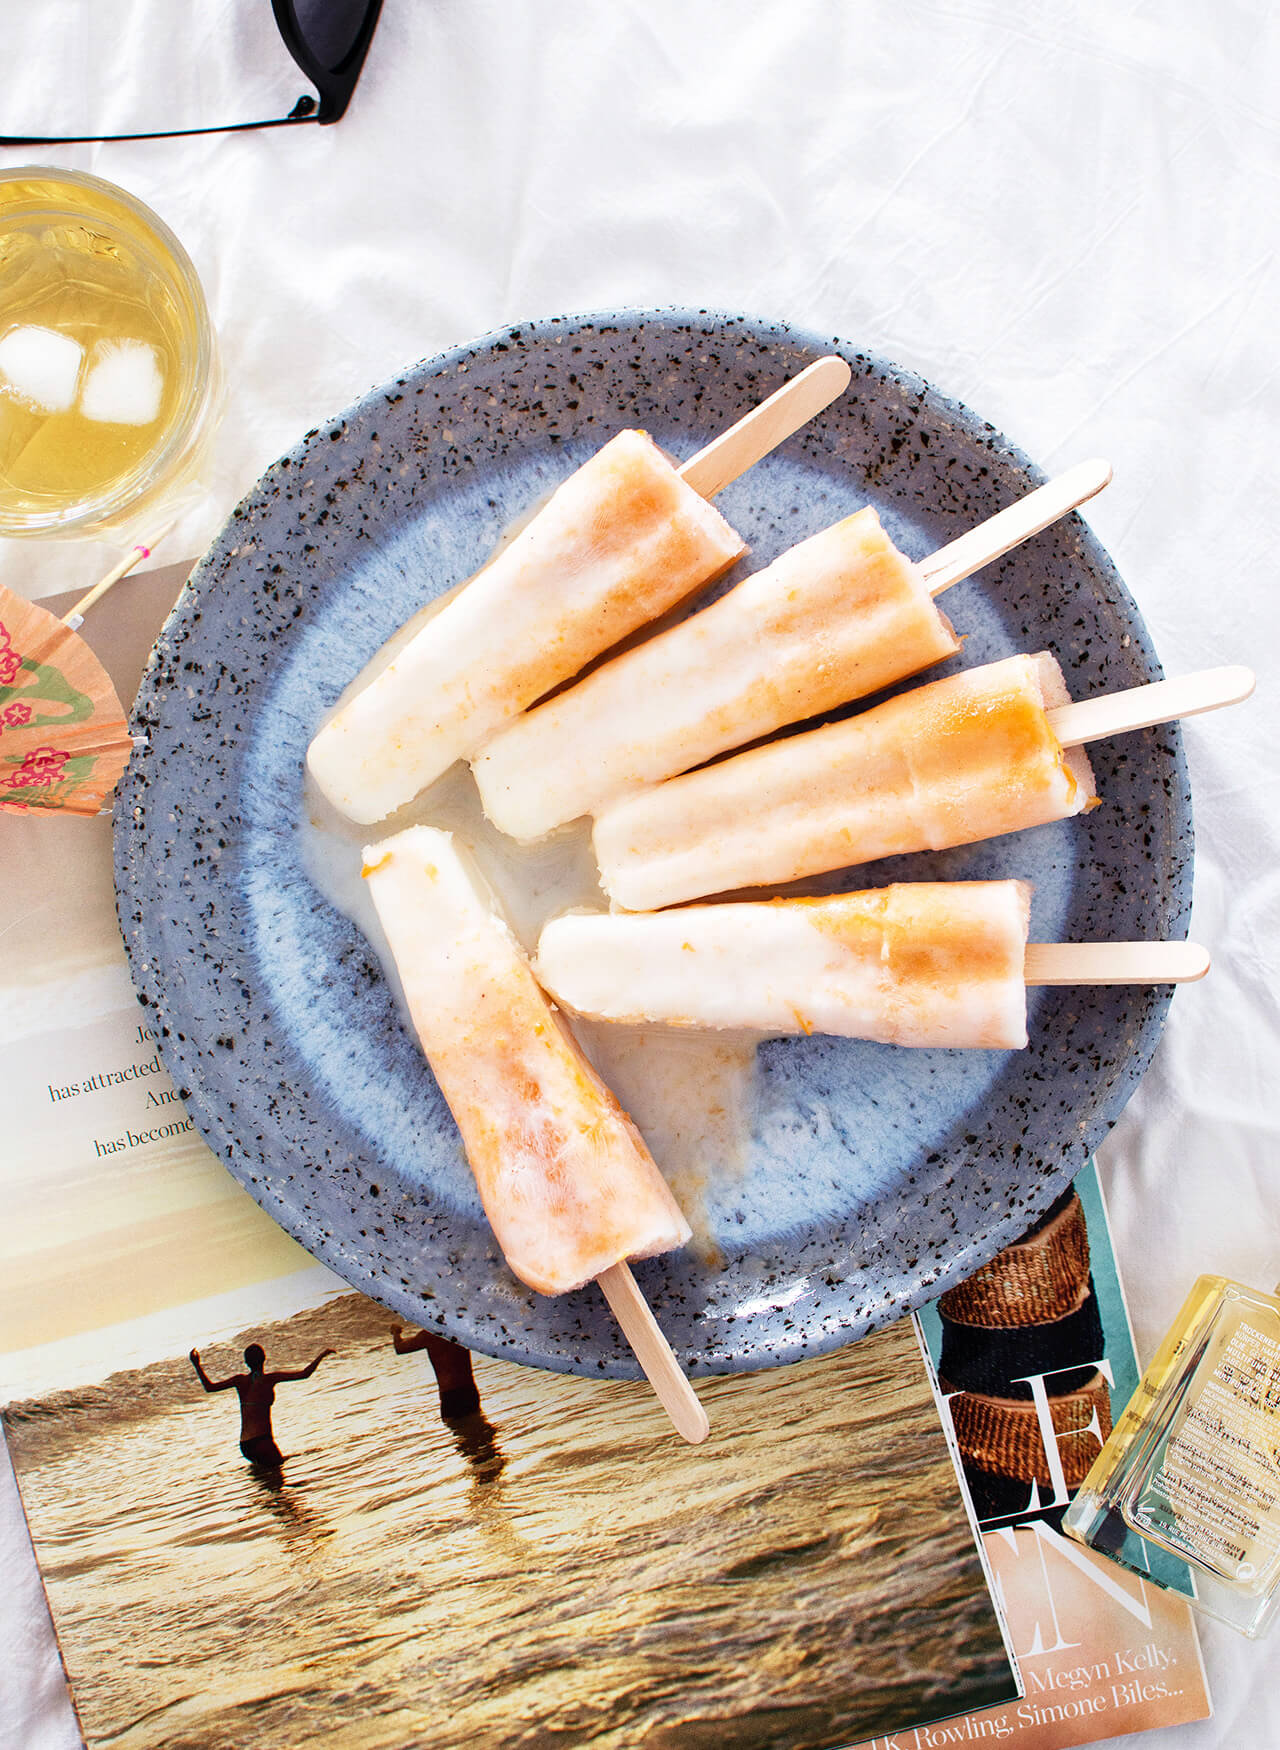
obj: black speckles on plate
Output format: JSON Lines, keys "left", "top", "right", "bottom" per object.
{"left": 113, "top": 307, "right": 1192, "bottom": 1381}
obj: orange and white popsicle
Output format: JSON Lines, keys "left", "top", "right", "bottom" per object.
{"left": 536, "top": 881, "right": 1035, "bottom": 1049}
{"left": 593, "top": 653, "right": 1096, "bottom": 911}
{"left": 472, "top": 460, "right": 1113, "bottom": 842}
{"left": 361, "top": 825, "right": 691, "bottom": 1297}
{"left": 473, "top": 507, "right": 960, "bottom": 841}
{"left": 536, "top": 883, "right": 1212, "bottom": 1048}
{"left": 309, "top": 429, "right": 746, "bottom": 825}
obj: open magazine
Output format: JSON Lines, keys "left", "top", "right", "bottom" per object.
{"left": 0, "top": 569, "right": 1019, "bottom": 1749}
{"left": 851, "top": 1163, "right": 1212, "bottom": 1750}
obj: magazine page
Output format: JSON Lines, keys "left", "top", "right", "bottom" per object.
{"left": 1, "top": 572, "right": 1019, "bottom": 1748}
{"left": 850, "top": 1164, "right": 1212, "bottom": 1750}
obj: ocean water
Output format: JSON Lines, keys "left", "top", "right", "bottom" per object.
{"left": 5, "top": 1297, "right": 1015, "bottom": 1749}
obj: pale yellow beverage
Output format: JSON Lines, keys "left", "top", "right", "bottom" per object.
{"left": 0, "top": 167, "right": 217, "bottom": 537}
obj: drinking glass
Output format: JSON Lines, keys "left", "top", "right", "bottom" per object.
{"left": 0, "top": 167, "right": 219, "bottom": 538}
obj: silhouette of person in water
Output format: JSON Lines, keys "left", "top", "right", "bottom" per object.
{"left": 189, "top": 1342, "right": 335, "bottom": 1469}
{"left": 389, "top": 1325, "right": 482, "bottom": 1420}
{"left": 390, "top": 1327, "right": 508, "bottom": 1496}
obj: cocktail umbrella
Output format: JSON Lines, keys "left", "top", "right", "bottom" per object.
{"left": 0, "top": 580, "right": 132, "bottom": 816}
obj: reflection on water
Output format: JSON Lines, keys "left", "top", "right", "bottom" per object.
{"left": 5, "top": 1298, "right": 1014, "bottom": 1750}
{"left": 448, "top": 1409, "right": 507, "bottom": 1486}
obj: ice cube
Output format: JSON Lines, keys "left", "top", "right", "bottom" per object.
{"left": 80, "top": 340, "right": 163, "bottom": 427}
{"left": 0, "top": 325, "right": 84, "bottom": 413}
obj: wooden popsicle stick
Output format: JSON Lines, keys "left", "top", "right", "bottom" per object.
{"left": 679, "top": 355, "right": 852, "bottom": 500}
{"left": 62, "top": 517, "right": 178, "bottom": 627}
{"left": 597, "top": 1260, "right": 710, "bottom": 1444}
{"left": 1047, "top": 665, "right": 1255, "bottom": 748}
{"left": 921, "top": 458, "right": 1112, "bottom": 598}
{"left": 1024, "top": 941, "right": 1210, "bottom": 985}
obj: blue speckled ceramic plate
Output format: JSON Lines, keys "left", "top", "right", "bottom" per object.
{"left": 115, "top": 308, "right": 1192, "bottom": 1378}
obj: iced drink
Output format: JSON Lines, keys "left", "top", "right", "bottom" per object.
{"left": 0, "top": 167, "right": 216, "bottom": 537}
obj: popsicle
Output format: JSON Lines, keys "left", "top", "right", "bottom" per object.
{"left": 361, "top": 824, "right": 690, "bottom": 1292}
{"left": 535, "top": 882, "right": 1211, "bottom": 1050}
{"left": 594, "top": 652, "right": 1094, "bottom": 911}
{"left": 474, "top": 506, "right": 958, "bottom": 840}
{"left": 307, "top": 356, "right": 852, "bottom": 826}
{"left": 474, "top": 461, "right": 1111, "bottom": 842}
{"left": 361, "top": 824, "right": 708, "bottom": 1441}
{"left": 593, "top": 658, "right": 1254, "bottom": 912}
{"left": 309, "top": 431, "right": 744, "bottom": 824}
{"left": 539, "top": 881, "right": 1035, "bottom": 1048}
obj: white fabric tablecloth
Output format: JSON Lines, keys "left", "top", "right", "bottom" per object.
{"left": 2, "top": 4, "right": 1276, "bottom": 1745}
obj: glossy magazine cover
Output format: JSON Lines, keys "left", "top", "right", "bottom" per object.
{"left": 852, "top": 1163, "right": 1212, "bottom": 1750}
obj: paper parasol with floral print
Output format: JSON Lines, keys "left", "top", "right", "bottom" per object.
{"left": 0, "top": 582, "right": 132, "bottom": 817}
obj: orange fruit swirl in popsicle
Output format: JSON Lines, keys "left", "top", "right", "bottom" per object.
{"left": 592, "top": 653, "right": 1097, "bottom": 913}
{"left": 307, "top": 429, "right": 745, "bottom": 826}
{"left": 536, "top": 881, "right": 1035, "bottom": 1049}
{"left": 472, "top": 506, "right": 960, "bottom": 842}
{"left": 360, "top": 824, "right": 690, "bottom": 1298}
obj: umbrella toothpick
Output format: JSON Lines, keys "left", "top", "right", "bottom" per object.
{"left": 63, "top": 517, "right": 179, "bottom": 628}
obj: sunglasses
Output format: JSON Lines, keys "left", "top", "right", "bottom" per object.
{"left": 0, "top": 0, "right": 384, "bottom": 146}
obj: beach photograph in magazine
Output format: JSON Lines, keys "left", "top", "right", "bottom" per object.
{"left": 2, "top": 1284, "right": 1020, "bottom": 1750}
{"left": 855, "top": 1163, "right": 1212, "bottom": 1750}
